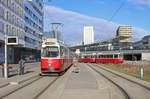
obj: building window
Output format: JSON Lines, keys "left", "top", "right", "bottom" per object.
{"left": 21, "top": 9, "right": 23, "bottom": 18}
{"left": 17, "top": 6, "right": 19, "bottom": 15}
{"left": 12, "top": 15, "right": 14, "bottom": 24}
{"left": 17, "top": 18, "right": 19, "bottom": 26}
{"left": 12, "top": 2, "right": 14, "bottom": 11}
{"left": 6, "top": 11, "right": 9, "bottom": 21}
{"left": 0, "top": 21, "right": 4, "bottom": 33}
{"left": 6, "top": 24, "right": 9, "bottom": 34}
{"left": 0, "top": 6, "right": 4, "bottom": 18}
{"left": 21, "top": 19, "right": 23, "bottom": 28}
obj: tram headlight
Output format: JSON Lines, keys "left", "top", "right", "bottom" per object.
{"left": 48, "top": 64, "right": 52, "bottom": 67}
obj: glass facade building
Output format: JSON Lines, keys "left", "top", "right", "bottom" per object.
{"left": 0, "top": 0, "right": 43, "bottom": 63}
{"left": 24, "top": 0, "right": 43, "bottom": 50}
{"left": 0, "top": 0, "right": 25, "bottom": 63}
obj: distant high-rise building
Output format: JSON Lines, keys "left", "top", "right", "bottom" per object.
{"left": 84, "top": 26, "right": 94, "bottom": 45}
{"left": 116, "top": 26, "right": 132, "bottom": 43}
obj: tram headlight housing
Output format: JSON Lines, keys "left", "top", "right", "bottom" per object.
{"left": 48, "top": 64, "right": 52, "bottom": 67}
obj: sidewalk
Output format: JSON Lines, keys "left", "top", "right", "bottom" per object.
{"left": 0, "top": 62, "right": 41, "bottom": 88}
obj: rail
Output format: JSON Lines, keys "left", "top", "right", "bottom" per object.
{"left": 87, "top": 63, "right": 130, "bottom": 99}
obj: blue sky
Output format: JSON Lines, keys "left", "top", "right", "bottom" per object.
{"left": 44, "top": 0, "right": 150, "bottom": 45}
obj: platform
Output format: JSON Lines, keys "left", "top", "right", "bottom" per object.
{"left": 0, "top": 62, "right": 40, "bottom": 88}
{"left": 40, "top": 63, "right": 124, "bottom": 99}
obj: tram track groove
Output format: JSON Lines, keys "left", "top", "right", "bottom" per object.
{"left": 33, "top": 77, "right": 59, "bottom": 99}
{"left": 0, "top": 75, "right": 42, "bottom": 99}
{"left": 93, "top": 63, "right": 150, "bottom": 91}
{"left": 87, "top": 64, "right": 130, "bottom": 99}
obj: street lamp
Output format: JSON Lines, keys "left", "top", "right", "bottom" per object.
{"left": 130, "top": 46, "right": 133, "bottom": 64}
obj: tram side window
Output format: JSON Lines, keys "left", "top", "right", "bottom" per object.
{"left": 108, "top": 55, "right": 113, "bottom": 58}
{"left": 114, "top": 54, "right": 118, "bottom": 58}
{"left": 60, "top": 46, "right": 65, "bottom": 57}
{"left": 99, "top": 55, "right": 101, "bottom": 58}
{"left": 119, "top": 54, "right": 123, "bottom": 58}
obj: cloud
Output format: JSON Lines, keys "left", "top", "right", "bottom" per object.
{"left": 126, "top": 0, "right": 150, "bottom": 7}
{"left": 44, "top": 6, "right": 150, "bottom": 45}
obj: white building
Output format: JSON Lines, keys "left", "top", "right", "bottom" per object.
{"left": 84, "top": 26, "right": 94, "bottom": 45}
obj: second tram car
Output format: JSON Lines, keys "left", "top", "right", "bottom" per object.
{"left": 41, "top": 38, "right": 73, "bottom": 75}
{"left": 79, "top": 53, "right": 124, "bottom": 63}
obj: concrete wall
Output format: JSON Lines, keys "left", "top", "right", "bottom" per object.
{"left": 142, "top": 53, "right": 150, "bottom": 61}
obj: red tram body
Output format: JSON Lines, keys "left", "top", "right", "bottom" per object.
{"left": 41, "top": 38, "right": 73, "bottom": 75}
{"left": 80, "top": 58, "right": 96, "bottom": 63}
{"left": 79, "top": 53, "right": 124, "bottom": 64}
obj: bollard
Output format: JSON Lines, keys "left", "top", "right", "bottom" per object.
{"left": 140, "top": 68, "right": 143, "bottom": 79}
{"left": 0, "top": 66, "right": 4, "bottom": 78}
{"left": 0, "top": 66, "right": 3, "bottom": 78}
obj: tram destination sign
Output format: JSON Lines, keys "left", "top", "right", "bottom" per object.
{"left": 45, "top": 42, "right": 55, "bottom": 45}
{"left": 47, "top": 47, "right": 58, "bottom": 51}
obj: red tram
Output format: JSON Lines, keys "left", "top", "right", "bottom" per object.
{"left": 41, "top": 38, "right": 73, "bottom": 75}
{"left": 79, "top": 53, "right": 124, "bottom": 63}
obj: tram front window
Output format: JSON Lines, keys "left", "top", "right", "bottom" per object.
{"left": 42, "top": 47, "right": 59, "bottom": 58}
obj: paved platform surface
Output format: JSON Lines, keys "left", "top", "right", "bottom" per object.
{"left": 0, "top": 62, "right": 40, "bottom": 88}
{"left": 40, "top": 63, "right": 124, "bottom": 99}
{"left": 61, "top": 63, "right": 123, "bottom": 99}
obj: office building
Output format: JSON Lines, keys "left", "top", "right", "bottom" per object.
{"left": 23, "top": 0, "right": 43, "bottom": 60}
{"left": 84, "top": 26, "right": 94, "bottom": 45}
{"left": 116, "top": 26, "right": 132, "bottom": 43}
{"left": 0, "top": 0, "right": 25, "bottom": 63}
{"left": 0, "top": 0, "right": 44, "bottom": 63}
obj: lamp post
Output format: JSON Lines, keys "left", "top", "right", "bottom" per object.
{"left": 75, "top": 49, "right": 80, "bottom": 66}
{"left": 130, "top": 46, "right": 133, "bottom": 64}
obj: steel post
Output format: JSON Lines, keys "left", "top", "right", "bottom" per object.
{"left": 4, "top": 35, "right": 8, "bottom": 79}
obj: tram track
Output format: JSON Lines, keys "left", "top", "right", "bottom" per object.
{"left": 1, "top": 76, "right": 59, "bottom": 99}
{"left": 89, "top": 63, "right": 150, "bottom": 99}
{"left": 94, "top": 63, "right": 150, "bottom": 91}
{"left": 33, "top": 77, "right": 59, "bottom": 99}
{"left": 0, "top": 75, "right": 42, "bottom": 99}
{"left": 87, "top": 64, "right": 130, "bottom": 99}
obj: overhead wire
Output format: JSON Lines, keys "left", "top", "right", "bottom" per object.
{"left": 109, "top": 0, "right": 126, "bottom": 22}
